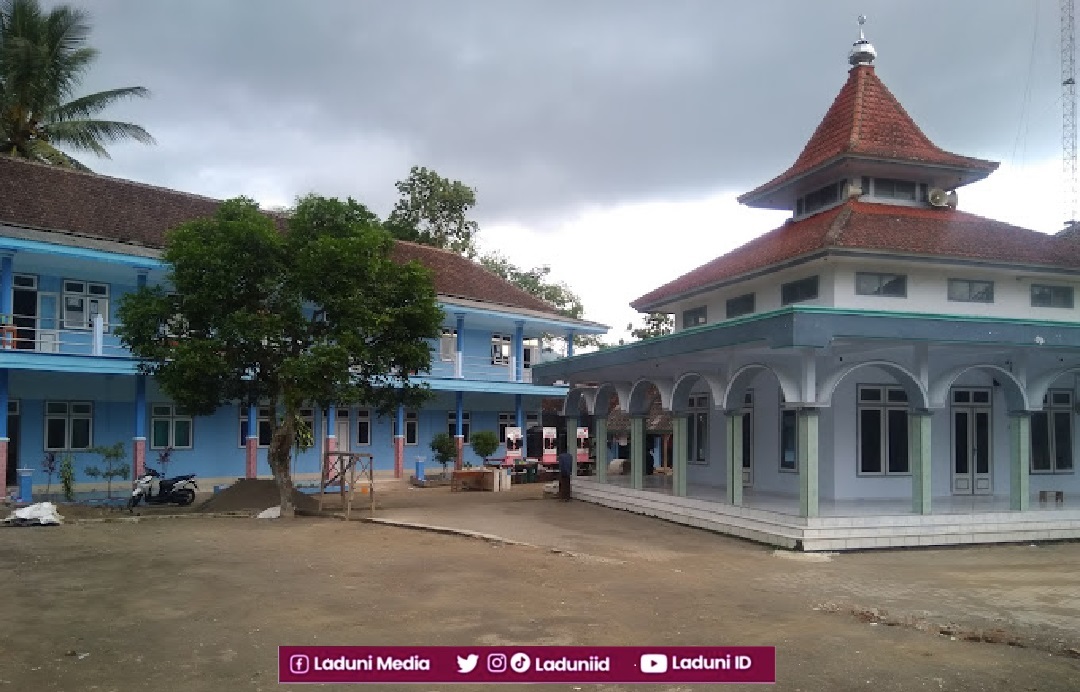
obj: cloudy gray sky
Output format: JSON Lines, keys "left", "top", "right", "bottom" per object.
{"left": 63, "top": 1, "right": 1069, "bottom": 341}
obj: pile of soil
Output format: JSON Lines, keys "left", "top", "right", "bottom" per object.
{"left": 198, "top": 480, "right": 320, "bottom": 513}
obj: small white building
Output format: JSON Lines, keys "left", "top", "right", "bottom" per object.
{"left": 533, "top": 28, "right": 1080, "bottom": 550}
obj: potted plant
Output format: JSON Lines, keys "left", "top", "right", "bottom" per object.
{"left": 470, "top": 431, "right": 499, "bottom": 464}
{"left": 429, "top": 432, "right": 456, "bottom": 478}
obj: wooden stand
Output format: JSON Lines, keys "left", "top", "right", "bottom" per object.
{"left": 0, "top": 324, "right": 16, "bottom": 349}
{"left": 319, "top": 451, "right": 374, "bottom": 519}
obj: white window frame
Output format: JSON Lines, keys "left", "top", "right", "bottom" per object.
{"left": 856, "top": 385, "right": 911, "bottom": 476}
{"left": 498, "top": 412, "right": 516, "bottom": 442}
{"left": 741, "top": 389, "right": 754, "bottom": 473}
{"left": 356, "top": 408, "right": 371, "bottom": 446}
{"left": 490, "top": 334, "right": 511, "bottom": 365}
{"left": 150, "top": 404, "right": 194, "bottom": 450}
{"left": 62, "top": 280, "right": 110, "bottom": 331}
{"left": 779, "top": 392, "right": 798, "bottom": 473}
{"left": 395, "top": 410, "right": 419, "bottom": 446}
{"left": 1031, "top": 390, "right": 1074, "bottom": 474}
{"left": 44, "top": 401, "right": 93, "bottom": 451}
{"left": 448, "top": 411, "right": 471, "bottom": 443}
{"left": 687, "top": 393, "right": 709, "bottom": 464}
{"left": 239, "top": 406, "right": 274, "bottom": 448}
{"left": 439, "top": 329, "right": 457, "bottom": 361}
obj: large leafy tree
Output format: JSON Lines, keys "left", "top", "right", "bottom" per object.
{"left": 479, "top": 252, "right": 601, "bottom": 350}
{"left": 385, "top": 166, "right": 479, "bottom": 257}
{"left": 627, "top": 313, "right": 673, "bottom": 341}
{"left": 117, "top": 195, "right": 443, "bottom": 516}
{"left": 0, "top": 0, "right": 153, "bottom": 169}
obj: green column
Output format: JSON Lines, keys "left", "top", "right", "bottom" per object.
{"left": 630, "top": 416, "right": 644, "bottom": 490}
{"left": 798, "top": 409, "right": 819, "bottom": 518}
{"left": 566, "top": 418, "right": 578, "bottom": 476}
{"left": 910, "top": 413, "right": 932, "bottom": 515}
{"left": 595, "top": 417, "right": 608, "bottom": 484}
{"left": 672, "top": 415, "right": 688, "bottom": 497}
{"left": 1010, "top": 414, "right": 1031, "bottom": 511}
{"left": 726, "top": 412, "right": 743, "bottom": 506}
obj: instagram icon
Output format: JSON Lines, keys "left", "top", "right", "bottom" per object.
{"left": 289, "top": 655, "right": 311, "bottom": 675}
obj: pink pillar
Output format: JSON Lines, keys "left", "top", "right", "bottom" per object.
{"left": 0, "top": 437, "right": 7, "bottom": 499}
{"left": 393, "top": 436, "right": 404, "bottom": 478}
{"left": 132, "top": 438, "right": 146, "bottom": 478}
{"left": 455, "top": 435, "right": 465, "bottom": 471}
{"left": 245, "top": 437, "right": 258, "bottom": 479}
{"left": 325, "top": 435, "right": 337, "bottom": 453}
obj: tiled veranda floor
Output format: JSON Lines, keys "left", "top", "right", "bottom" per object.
{"left": 577, "top": 474, "right": 1080, "bottom": 551}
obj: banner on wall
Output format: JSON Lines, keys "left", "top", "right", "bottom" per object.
{"left": 505, "top": 427, "right": 523, "bottom": 461}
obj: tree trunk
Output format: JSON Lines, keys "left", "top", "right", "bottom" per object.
{"left": 269, "top": 414, "right": 297, "bottom": 519}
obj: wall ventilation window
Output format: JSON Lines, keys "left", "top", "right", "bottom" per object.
{"left": 855, "top": 272, "right": 907, "bottom": 298}
{"left": 947, "top": 279, "right": 994, "bottom": 303}
{"left": 725, "top": 293, "right": 755, "bottom": 318}
{"left": 795, "top": 182, "right": 841, "bottom": 216}
{"left": 871, "top": 178, "right": 918, "bottom": 201}
{"left": 682, "top": 306, "right": 707, "bottom": 329}
{"left": 1031, "top": 390, "right": 1073, "bottom": 474}
{"left": 780, "top": 276, "right": 819, "bottom": 305}
{"left": 1031, "top": 284, "right": 1074, "bottom": 309}
{"left": 857, "top": 386, "right": 910, "bottom": 475}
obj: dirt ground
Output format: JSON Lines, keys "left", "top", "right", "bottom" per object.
{"left": 1, "top": 484, "right": 1078, "bottom": 692}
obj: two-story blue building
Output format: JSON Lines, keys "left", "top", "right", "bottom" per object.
{"left": 0, "top": 155, "right": 607, "bottom": 496}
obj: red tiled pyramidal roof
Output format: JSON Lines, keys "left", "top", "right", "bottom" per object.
{"left": 0, "top": 155, "right": 567, "bottom": 319}
{"left": 738, "top": 65, "right": 998, "bottom": 205}
{"left": 632, "top": 200, "right": 1080, "bottom": 311}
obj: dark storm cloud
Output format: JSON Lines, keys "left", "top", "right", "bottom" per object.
{"left": 70, "top": 1, "right": 1059, "bottom": 226}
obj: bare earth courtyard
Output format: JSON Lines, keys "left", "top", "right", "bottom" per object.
{"left": 2, "top": 485, "right": 1079, "bottom": 692}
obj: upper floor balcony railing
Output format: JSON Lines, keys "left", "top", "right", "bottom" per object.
{"left": 0, "top": 312, "right": 546, "bottom": 386}
{"left": 425, "top": 351, "right": 534, "bottom": 383}
{"left": 1, "top": 312, "right": 129, "bottom": 358}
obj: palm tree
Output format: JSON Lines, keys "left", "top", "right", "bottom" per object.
{"left": 0, "top": 0, "right": 153, "bottom": 170}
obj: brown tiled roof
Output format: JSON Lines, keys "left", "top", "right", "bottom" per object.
{"left": 632, "top": 200, "right": 1080, "bottom": 310}
{"left": 0, "top": 155, "right": 565, "bottom": 318}
{"left": 738, "top": 65, "right": 997, "bottom": 204}
{"left": 391, "top": 242, "right": 563, "bottom": 315}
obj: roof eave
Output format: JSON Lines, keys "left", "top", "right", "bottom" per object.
{"left": 737, "top": 154, "right": 999, "bottom": 210}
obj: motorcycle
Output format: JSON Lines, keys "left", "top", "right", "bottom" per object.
{"left": 128, "top": 467, "right": 198, "bottom": 510}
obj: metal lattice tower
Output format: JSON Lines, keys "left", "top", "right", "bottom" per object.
{"left": 1063, "top": 0, "right": 1077, "bottom": 226}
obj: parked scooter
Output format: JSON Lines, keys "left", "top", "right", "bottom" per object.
{"left": 128, "top": 467, "right": 198, "bottom": 510}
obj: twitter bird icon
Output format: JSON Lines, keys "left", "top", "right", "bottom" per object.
{"left": 457, "top": 654, "right": 479, "bottom": 674}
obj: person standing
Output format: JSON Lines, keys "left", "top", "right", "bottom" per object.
{"left": 556, "top": 441, "right": 573, "bottom": 501}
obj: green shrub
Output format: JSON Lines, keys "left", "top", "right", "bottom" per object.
{"left": 429, "top": 432, "right": 456, "bottom": 476}
{"left": 470, "top": 431, "right": 499, "bottom": 461}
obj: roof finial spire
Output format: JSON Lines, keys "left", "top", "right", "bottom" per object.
{"left": 848, "top": 14, "right": 877, "bottom": 67}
